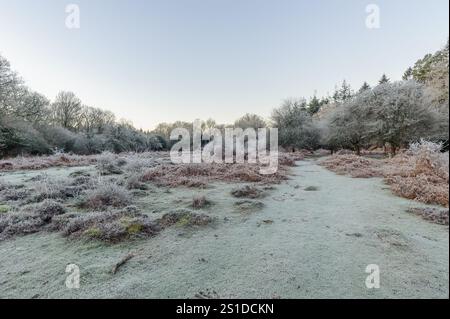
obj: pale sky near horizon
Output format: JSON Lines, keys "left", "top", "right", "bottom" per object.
{"left": 0, "top": 0, "right": 448, "bottom": 130}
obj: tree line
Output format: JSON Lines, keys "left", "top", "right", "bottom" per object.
{"left": 0, "top": 56, "right": 167, "bottom": 157}
{"left": 273, "top": 41, "right": 449, "bottom": 155}
{"left": 1, "top": 40, "right": 448, "bottom": 158}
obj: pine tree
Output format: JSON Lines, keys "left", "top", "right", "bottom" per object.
{"left": 332, "top": 85, "right": 340, "bottom": 103}
{"left": 308, "top": 95, "right": 321, "bottom": 115}
{"left": 379, "top": 74, "right": 390, "bottom": 84}
{"left": 358, "top": 82, "right": 371, "bottom": 93}
{"left": 332, "top": 80, "right": 353, "bottom": 103}
{"left": 339, "top": 80, "right": 353, "bottom": 101}
{"left": 402, "top": 67, "right": 413, "bottom": 81}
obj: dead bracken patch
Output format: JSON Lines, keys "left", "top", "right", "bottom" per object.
{"left": 320, "top": 141, "right": 449, "bottom": 207}
{"left": 140, "top": 163, "right": 289, "bottom": 188}
{"left": 0, "top": 154, "right": 96, "bottom": 171}
{"left": 320, "top": 155, "right": 383, "bottom": 178}
{"left": 407, "top": 207, "right": 449, "bottom": 225}
{"left": 384, "top": 142, "right": 449, "bottom": 207}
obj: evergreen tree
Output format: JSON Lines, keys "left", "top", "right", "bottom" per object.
{"left": 379, "top": 74, "right": 390, "bottom": 85}
{"left": 402, "top": 67, "right": 413, "bottom": 81}
{"left": 358, "top": 82, "right": 371, "bottom": 93}
{"left": 308, "top": 95, "right": 321, "bottom": 115}
{"left": 333, "top": 80, "right": 353, "bottom": 103}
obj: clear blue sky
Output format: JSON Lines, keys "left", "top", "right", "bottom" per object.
{"left": 0, "top": 0, "right": 448, "bottom": 129}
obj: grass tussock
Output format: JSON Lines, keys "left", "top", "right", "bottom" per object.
{"left": 78, "top": 182, "right": 131, "bottom": 210}
{"left": 55, "top": 208, "right": 160, "bottom": 243}
{"left": 231, "top": 185, "right": 264, "bottom": 199}
{"left": 192, "top": 196, "right": 212, "bottom": 209}
{"left": 233, "top": 200, "right": 265, "bottom": 213}
{"left": 158, "top": 210, "right": 213, "bottom": 228}
{"left": 304, "top": 186, "right": 319, "bottom": 191}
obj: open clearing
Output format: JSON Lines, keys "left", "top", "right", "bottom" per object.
{"left": 0, "top": 159, "right": 448, "bottom": 298}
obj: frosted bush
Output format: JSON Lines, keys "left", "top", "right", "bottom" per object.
{"left": 96, "top": 151, "right": 123, "bottom": 175}
{"left": 80, "top": 181, "right": 131, "bottom": 210}
{"left": 408, "top": 140, "right": 449, "bottom": 182}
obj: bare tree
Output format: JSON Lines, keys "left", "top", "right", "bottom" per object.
{"left": 50, "top": 91, "right": 82, "bottom": 130}
{"left": 234, "top": 113, "right": 266, "bottom": 129}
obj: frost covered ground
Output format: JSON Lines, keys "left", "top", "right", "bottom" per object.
{"left": 0, "top": 160, "right": 448, "bottom": 298}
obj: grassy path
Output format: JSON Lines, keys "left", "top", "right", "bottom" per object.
{"left": 0, "top": 160, "right": 448, "bottom": 298}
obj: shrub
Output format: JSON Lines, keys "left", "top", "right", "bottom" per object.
{"left": 31, "top": 175, "right": 85, "bottom": 202}
{"left": 125, "top": 174, "right": 148, "bottom": 190}
{"left": 0, "top": 200, "right": 65, "bottom": 240}
{"left": 96, "top": 151, "right": 123, "bottom": 175}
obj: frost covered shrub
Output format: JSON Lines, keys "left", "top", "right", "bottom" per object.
{"left": 272, "top": 99, "right": 321, "bottom": 150}
{"left": 122, "top": 154, "right": 160, "bottom": 173}
{"left": 96, "top": 151, "right": 123, "bottom": 175}
{"left": 409, "top": 140, "right": 449, "bottom": 181}
{"left": 39, "top": 126, "right": 77, "bottom": 153}
{"left": 0, "top": 117, "right": 51, "bottom": 157}
{"left": 0, "top": 181, "right": 9, "bottom": 192}
{"left": 125, "top": 173, "right": 148, "bottom": 190}
{"left": 385, "top": 140, "right": 449, "bottom": 206}
{"left": 31, "top": 175, "right": 85, "bottom": 202}
{"left": 80, "top": 182, "right": 131, "bottom": 210}
{"left": 0, "top": 200, "right": 65, "bottom": 240}
{"left": 24, "top": 200, "right": 66, "bottom": 222}
{"left": 53, "top": 207, "right": 161, "bottom": 243}
{"left": 0, "top": 186, "right": 31, "bottom": 202}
